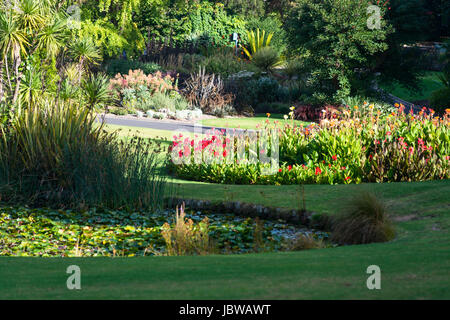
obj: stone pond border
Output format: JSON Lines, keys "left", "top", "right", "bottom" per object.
{"left": 166, "top": 197, "right": 334, "bottom": 231}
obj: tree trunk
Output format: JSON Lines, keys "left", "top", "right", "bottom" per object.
{"left": 0, "top": 60, "right": 4, "bottom": 102}
{"left": 11, "top": 51, "right": 22, "bottom": 105}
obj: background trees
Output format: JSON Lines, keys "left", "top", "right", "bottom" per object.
{"left": 284, "top": 0, "right": 393, "bottom": 102}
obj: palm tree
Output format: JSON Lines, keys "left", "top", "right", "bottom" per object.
{"left": 69, "top": 37, "right": 101, "bottom": 84}
{"left": 0, "top": 0, "right": 66, "bottom": 105}
{"left": 0, "top": 10, "right": 29, "bottom": 102}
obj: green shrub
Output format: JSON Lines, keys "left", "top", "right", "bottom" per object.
{"left": 148, "top": 92, "right": 176, "bottom": 112}
{"left": 109, "top": 106, "right": 129, "bottom": 115}
{"left": 201, "top": 49, "right": 258, "bottom": 77}
{"left": 0, "top": 100, "right": 167, "bottom": 210}
{"left": 255, "top": 102, "right": 291, "bottom": 114}
{"left": 251, "top": 47, "right": 282, "bottom": 73}
{"left": 284, "top": 0, "right": 393, "bottom": 101}
{"left": 104, "top": 59, "right": 161, "bottom": 76}
{"left": 330, "top": 192, "right": 395, "bottom": 245}
{"left": 430, "top": 87, "right": 450, "bottom": 114}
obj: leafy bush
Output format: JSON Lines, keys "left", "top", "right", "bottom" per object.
{"left": 201, "top": 49, "right": 259, "bottom": 77}
{"left": 284, "top": 0, "right": 393, "bottom": 101}
{"left": 0, "top": 100, "right": 167, "bottom": 210}
{"left": 109, "top": 69, "right": 176, "bottom": 94}
{"left": 430, "top": 87, "right": 450, "bottom": 114}
{"left": 251, "top": 47, "right": 282, "bottom": 73}
{"left": 104, "top": 59, "right": 161, "bottom": 76}
{"left": 109, "top": 69, "right": 188, "bottom": 113}
{"left": 142, "top": 92, "right": 189, "bottom": 112}
{"left": 251, "top": 77, "right": 288, "bottom": 104}
{"left": 254, "top": 102, "right": 291, "bottom": 114}
{"left": 330, "top": 192, "right": 395, "bottom": 245}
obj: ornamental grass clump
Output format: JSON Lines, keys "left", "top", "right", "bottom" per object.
{"left": 161, "top": 203, "right": 215, "bottom": 256}
{"left": 331, "top": 191, "right": 395, "bottom": 245}
{"left": 284, "top": 233, "right": 327, "bottom": 251}
{"left": 0, "top": 99, "right": 167, "bottom": 211}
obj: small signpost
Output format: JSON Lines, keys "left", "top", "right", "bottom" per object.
{"left": 230, "top": 32, "right": 239, "bottom": 55}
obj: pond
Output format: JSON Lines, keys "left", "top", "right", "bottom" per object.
{"left": 0, "top": 206, "right": 329, "bottom": 257}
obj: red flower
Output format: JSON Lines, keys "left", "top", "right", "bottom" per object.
{"left": 288, "top": 165, "right": 292, "bottom": 171}
{"left": 345, "top": 176, "right": 351, "bottom": 181}
{"left": 178, "top": 150, "right": 183, "bottom": 158}
{"left": 332, "top": 155, "right": 337, "bottom": 161}
{"left": 315, "top": 167, "right": 322, "bottom": 175}
{"left": 190, "top": 140, "right": 194, "bottom": 147}
{"left": 278, "top": 168, "right": 282, "bottom": 173}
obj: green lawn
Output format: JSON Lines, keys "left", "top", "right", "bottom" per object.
{"left": 200, "top": 113, "right": 309, "bottom": 130}
{"left": 1, "top": 124, "right": 449, "bottom": 299}
{"left": 103, "top": 124, "right": 178, "bottom": 140}
{"left": 1, "top": 179, "right": 449, "bottom": 299}
{"left": 379, "top": 71, "right": 444, "bottom": 102}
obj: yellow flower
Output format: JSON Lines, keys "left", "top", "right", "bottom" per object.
{"left": 283, "top": 115, "right": 288, "bottom": 120}
{"left": 290, "top": 106, "right": 295, "bottom": 111}
{"left": 354, "top": 105, "right": 359, "bottom": 110}
{"left": 266, "top": 113, "right": 271, "bottom": 118}
{"left": 446, "top": 108, "right": 450, "bottom": 114}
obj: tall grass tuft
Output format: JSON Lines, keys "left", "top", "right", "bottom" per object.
{"left": 161, "top": 203, "right": 215, "bottom": 256}
{"left": 0, "top": 100, "right": 167, "bottom": 211}
{"left": 330, "top": 191, "right": 395, "bottom": 245}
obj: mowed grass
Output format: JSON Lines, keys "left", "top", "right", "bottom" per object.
{"left": 379, "top": 71, "right": 444, "bottom": 102}
{"left": 1, "top": 124, "right": 449, "bottom": 299}
{"left": 1, "top": 180, "right": 449, "bottom": 299}
{"left": 200, "top": 113, "right": 309, "bottom": 130}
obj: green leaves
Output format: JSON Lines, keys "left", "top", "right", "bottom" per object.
{"left": 0, "top": 206, "right": 317, "bottom": 257}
